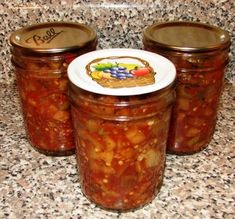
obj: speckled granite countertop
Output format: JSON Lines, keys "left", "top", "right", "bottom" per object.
{"left": 1, "top": 0, "right": 235, "bottom": 218}
{"left": 0, "top": 81, "right": 234, "bottom": 218}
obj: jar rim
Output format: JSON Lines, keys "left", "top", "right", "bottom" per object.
{"left": 69, "top": 83, "right": 175, "bottom": 121}
{"left": 70, "top": 82, "right": 175, "bottom": 107}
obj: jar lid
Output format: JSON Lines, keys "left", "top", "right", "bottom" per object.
{"left": 68, "top": 48, "right": 176, "bottom": 96}
{"left": 10, "top": 22, "right": 97, "bottom": 54}
{"left": 143, "top": 21, "right": 231, "bottom": 52}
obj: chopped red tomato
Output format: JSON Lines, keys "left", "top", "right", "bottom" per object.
{"left": 166, "top": 59, "right": 225, "bottom": 154}
{"left": 15, "top": 55, "right": 76, "bottom": 155}
{"left": 70, "top": 84, "right": 174, "bottom": 210}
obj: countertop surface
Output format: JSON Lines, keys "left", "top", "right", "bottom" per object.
{"left": 1, "top": 0, "right": 235, "bottom": 218}
{"left": 0, "top": 81, "right": 234, "bottom": 218}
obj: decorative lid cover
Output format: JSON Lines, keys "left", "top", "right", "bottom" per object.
{"left": 68, "top": 48, "right": 176, "bottom": 96}
{"left": 143, "top": 21, "right": 231, "bottom": 52}
{"left": 10, "top": 22, "right": 97, "bottom": 54}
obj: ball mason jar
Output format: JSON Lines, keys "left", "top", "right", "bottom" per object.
{"left": 68, "top": 49, "right": 176, "bottom": 211}
{"left": 10, "top": 22, "right": 97, "bottom": 156}
{"left": 143, "top": 21, "right": 231, "bottom": 155}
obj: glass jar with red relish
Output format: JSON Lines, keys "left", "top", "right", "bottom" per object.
{"left": 143, "top": 21, "right": 231, "bottom": 155}
{"left": 10, "top": 22, "right": 97, "bottom": 156}
{"left": 68, "top": 49, "right": 176, "bottom": 211}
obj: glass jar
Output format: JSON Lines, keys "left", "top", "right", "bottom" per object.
{"left": 68, "top": 49, "right": 176, "bottom": 211}
{"left": 143, "top": 21, "right": 231, "bottom": 155}
{"left": 10, "top": 22, "right": 97, "bottom": 156}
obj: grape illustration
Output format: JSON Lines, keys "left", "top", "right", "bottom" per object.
{"left": 109, "top": 66, "right": 134, "bottom": 79}
{"left": 91, "top": 62, "right": 149, "bottom": 81}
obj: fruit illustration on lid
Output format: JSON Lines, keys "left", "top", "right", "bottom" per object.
{"left": 86, "top": 56, "right": 156, "bottom": 88}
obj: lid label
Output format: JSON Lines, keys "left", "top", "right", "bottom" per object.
{"left": 86, "top": 56, "right": 156, "bottom": 88}
{"left": 25, "top": 28, "right": 64, "bottom": 46}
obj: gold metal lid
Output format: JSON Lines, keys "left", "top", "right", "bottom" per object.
{"left": 143, "top": 21, "right": 231, "bottom": 52}
{"left": 10, "top": 22, "right": 97, "bottom": 54}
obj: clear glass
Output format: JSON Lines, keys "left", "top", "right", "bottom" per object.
{"left": 69, "top": 83, "right": 175, "bottom": 211}
{"left": 144, "top": 46, "right": 229, "bottom": 154}
{"left": 11, "top": 47, "right": 96, "bottom": 156}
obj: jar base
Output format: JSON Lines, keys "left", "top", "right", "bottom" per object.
{"left": 31, "top": 145, "right": 75, "bottom": 156}
{"left": 80, "top": 179, "right": 163, "bottom": 212}
{"left": 166, "top": 143, "right": 209, "bottom": 155}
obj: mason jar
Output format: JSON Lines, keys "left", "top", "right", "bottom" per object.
{"left": 143, "top": 21, "right": 231, "bottom": 155}
{"left": 68, "top": 48, "right": 176, "bottom": 210}
{"left": 10, "top": 22, "right": 97, "bottom": 156}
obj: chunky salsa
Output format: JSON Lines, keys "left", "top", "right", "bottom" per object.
{"left": 143, "top": 21, "right": 230, "bottom": 155}
{"left": 159, "top": 52, "right": 226, "bottom": 154}
{"left": 70, "top": 84, "right": 174, "bottom": 210}
{"left": 14, "top": 54, "right": 76, "bottom": 155}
